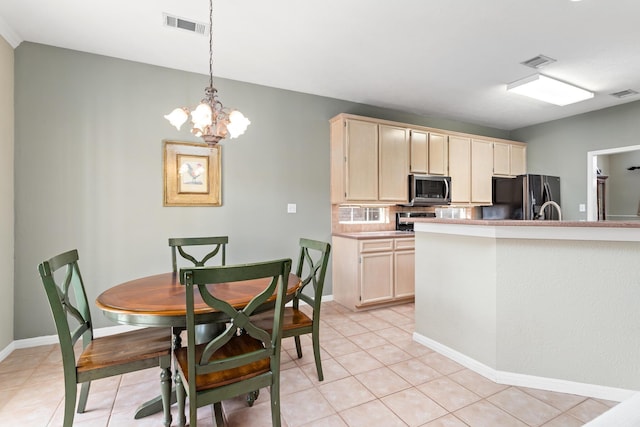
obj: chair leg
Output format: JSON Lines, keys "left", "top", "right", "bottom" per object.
{"left": 294, "top": 335, "right": 303, "bottom": 359}
{"left": 160, "top": 364, "right": 172, "bottom": 427}
{"left": 62, "top": 377, "right": 78, "bottom": 427}
{"left": 175, "top": 374, "right": 186, "bottom": 427}
{"left": 76, "top": 381, "right": 91, "bottom": 413}
{"left": 271, "top": 383, "right": 282, "bottom": 427}
{"left": 312, "top": 330, "right": 324, "bottom": 381}
{"left": 213, "top": 401, "right": 224, "bottom": 427}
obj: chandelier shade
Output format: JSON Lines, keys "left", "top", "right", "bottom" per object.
{"left": 164, "top": 0, "right": 249, "bottom": 145}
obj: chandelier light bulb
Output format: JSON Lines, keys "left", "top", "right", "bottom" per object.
{"left": 191, "top": 103, "right": 213, "bottom": 130}
{"left": 164, "top": 108, "right": 189, "bottom": 130}
{"left": 226, "top": 110, "right": 251, "bottom": 138}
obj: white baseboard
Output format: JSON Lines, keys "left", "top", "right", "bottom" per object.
{"left": 413, "top": 331, "right": 637, "bottom": 402}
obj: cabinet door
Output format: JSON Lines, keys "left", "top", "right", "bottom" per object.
{"left": 379, "top": 125, "right": 409, "bottom": 202}
{"left": 410, "top": 130, "right": 428, "bottom": 174}
{"left": 471, "top": 139, "right": 493, "bottom": 203}
{"left": 360, "top": 252, "right": 394, "bottom": 305}
{"left": 394, "top": 250, "right": 415, "bottom": 298}
{"left": 345, "top": 120, "right": 378, "bottom": 201}
{"left": 511, "top": 145, "right": 527, "bottom": 176}
{"left": 429, "top": 133, "right": 448, "bottom": 175}
{"left": 448, "top": 136, "right": 471, "bottom": 203}
{"left": 493, "top": 142, "right": 511, "bottom": 176}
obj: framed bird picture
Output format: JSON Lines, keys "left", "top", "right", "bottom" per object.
{"left": 163, "top": 140, "right": 221, "bottom": 206}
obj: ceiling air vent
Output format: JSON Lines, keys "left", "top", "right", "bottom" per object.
{"left": 610, "top": 89, "right": 639, "bottom": 99}
{"left": 520, "top": 55, "right": 557, "bottom": 69}
{"left": 163, "top": 13, "right": 208, "bottom": 35}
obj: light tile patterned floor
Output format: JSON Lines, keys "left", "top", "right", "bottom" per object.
{"left": 0, "top": 302, "right": 618, "bottom": 426}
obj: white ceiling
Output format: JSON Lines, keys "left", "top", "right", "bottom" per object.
{"left": 1, "top": 0, "right": 640, "bottom": 131}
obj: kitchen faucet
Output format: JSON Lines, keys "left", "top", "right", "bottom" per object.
{"left": 536, "top": 201, "right": 562, "bottom": 221}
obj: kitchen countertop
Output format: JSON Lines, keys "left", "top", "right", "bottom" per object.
{"left": 412, "top": 218, "right": 640, "bottom": 228}
{"left": 413, "top": 218, "right": 640, "bottom": 242}
{"left": 332, "top": 231, "right": 415, "bottom": 239}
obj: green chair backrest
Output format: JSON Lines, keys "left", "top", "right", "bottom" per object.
{"left": 294, "top": 238, "right": 331, "bottom": 310}
{"left": 168, "top": 236, "right": 228, "bottom": 272}
{"left": 38, "top": 249, "right": 93, "bottom": 374}
{"left": 180, "top": 258, "right": 292, "bottom": 381}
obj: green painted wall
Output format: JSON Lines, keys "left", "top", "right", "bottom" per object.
{"left": 0, "top": 36, "right": 14, "bottom": 351}
{"left": 13, "top": 42, "right": 508, "bottom": 339}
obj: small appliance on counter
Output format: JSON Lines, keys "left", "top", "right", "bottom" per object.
{"left": 395, "top": 211, "right": 435, "bottom": 231}
{"left": 488, "top": 174, "right": 561, "bottom": 220}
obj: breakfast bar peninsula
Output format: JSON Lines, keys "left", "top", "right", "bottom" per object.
{"left": 412, "top": 218, "right": 640, "bottom": 400}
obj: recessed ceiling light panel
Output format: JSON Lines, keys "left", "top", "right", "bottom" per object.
{"left": 507, "top": 74, "right": 594, "bottom": 106}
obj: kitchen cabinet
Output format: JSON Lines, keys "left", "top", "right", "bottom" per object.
{"left": 448, "top": 137, "right": 493, "bottom": 204}
{"left": 379, "top": 125, "right": 409, "bottom": 202}
{"left": 471, "top": 139, "right": 493, "bottom": 204}
{"left": 330, "top": 116, "right": 408, "bottom": 204}
{"left": 448, "top": 136, "right": 471, "bottom": 203}
{"left": 410, "top": 130, "right": 448, "bottom": 175}
{"left": 429, "top": 133, "right": 448, "bottom": 175}
{"left": 493, "top": 141, "right": 527, "bottom": 177}
{"left": 330, "top": 113, "right": 526, "bottom": 207}
{"left": 332, "top": 235, "right": 415, "bottom": 310}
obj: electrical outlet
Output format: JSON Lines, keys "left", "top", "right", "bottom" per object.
{"left": 287, "top": 203, "right": 297, "bottom": 214}
{"left": 579, "top": 203, "right": 586, "bottom": 212}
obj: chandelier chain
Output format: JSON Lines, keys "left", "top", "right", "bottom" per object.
{"left": 208, "top": 0, "right": 214, "bottom": 88}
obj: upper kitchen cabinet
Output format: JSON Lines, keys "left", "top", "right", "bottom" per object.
{"left": 471, "top": 139, "right": 493, "bottom": 204}
{"left": 448, "top": 137, "right": 494, "bottom": 204}
{"left": 410, "top": 130, "right": 448, "bottom": 175}
{"left": 331, "top": 117, "right": 378, "bottom": 203}
{"left": 493, "top": 141, "right": 527, "bottom": 177}
{"left": 379, "top": 125, "right": 409, "bottom": 202}
{"left": 330, "top": 114, "right": 408, "bottom": 204}
{"left": 448, "top": 136, "right": 471, "bottom": 203}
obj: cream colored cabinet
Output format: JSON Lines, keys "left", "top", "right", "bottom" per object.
{"left": 394, "top": 238, "right": 415, "bottom": 299}
{"left": 471, "top": 139, "right": 493, "bottom": 204}
{"left": 429, "top": 133, "right": 448, "bottom": 175}
{"left": 449, "top": 137, "right": 493, "bottom": 204}
{"left": 510, "top": 144, "right": 527, "bottom": 176}
{"left": 410, "top": 130, "right": 448, "bottom": 175}
{"left": 332, "top": 236, "right": 415, "bottom": 310}
{"left": 493, "top": 142, "right": 527, "bottom": 177}
{"left": 379, "top": 125, "right": 409, "bottom": 202}
{"left": 448, "top": 136, "right": 471, "bottom": 203}
{"left": 330, "top": 116, "right": 408, "bottom": 204}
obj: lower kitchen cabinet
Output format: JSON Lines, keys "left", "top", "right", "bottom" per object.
{"left": 332, "top": 235, "right": 415, "bottom": 310}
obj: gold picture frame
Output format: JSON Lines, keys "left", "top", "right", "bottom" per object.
{"left": 163, "top": 140, "right": 221, "bottom": 206}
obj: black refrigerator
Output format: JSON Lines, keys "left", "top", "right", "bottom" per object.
{"left": 491, "top": 174, "right": 561, "bottom": 220}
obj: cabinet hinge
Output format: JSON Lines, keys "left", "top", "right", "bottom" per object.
{"left": 359, "top": 256, "right": 362, "bottom": 264}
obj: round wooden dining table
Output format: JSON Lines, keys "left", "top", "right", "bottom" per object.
{"left": 95, "top": 270, "right": 301, "bottom": 421}
{"left": 96, "top": 271, "right": 301, "bottom": 327}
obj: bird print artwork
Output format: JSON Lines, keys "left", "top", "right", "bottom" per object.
{"left": 179, "top": 162, "right": 205, "bottom": 185}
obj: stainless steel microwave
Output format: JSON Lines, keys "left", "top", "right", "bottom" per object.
{"left": 406, "top": 174, "right": 451, "bottom": 206}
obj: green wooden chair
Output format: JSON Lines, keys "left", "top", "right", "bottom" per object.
{"left": 175, "top": 258, "right": 292, "bottom": 427}
{"left": 38, "top": 249, "right": 173, "bottom": 427}
{"left": 169, "top": 236, "right": 228, "bottom": 271}
{"left": 253, "top": 238, "right": 331, "bottom": 381}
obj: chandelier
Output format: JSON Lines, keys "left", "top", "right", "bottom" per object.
{"left": 164, "top": 0, "right": 250, "bottom": 146}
